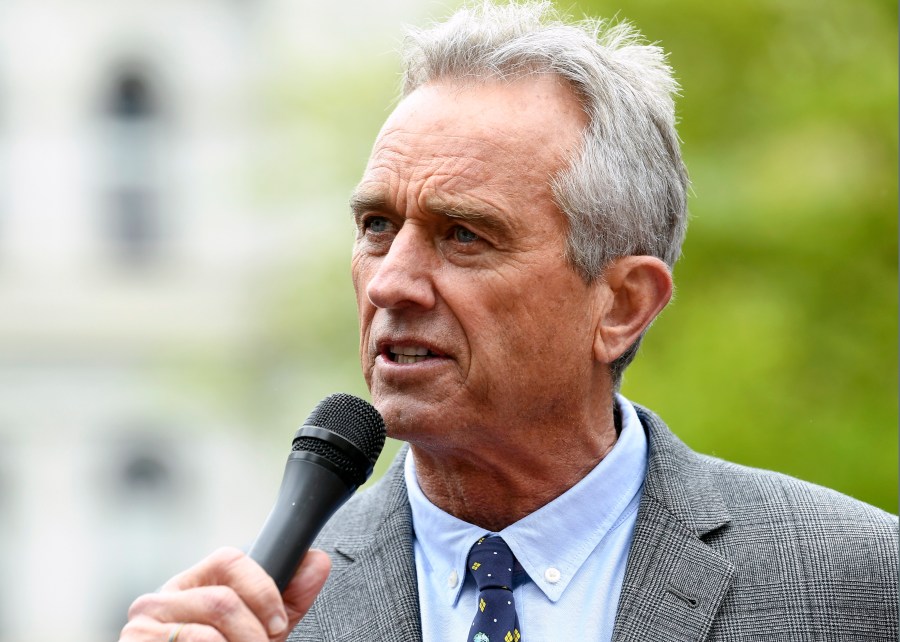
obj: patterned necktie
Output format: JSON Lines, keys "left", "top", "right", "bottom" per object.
{"left": 467, "top": 536, "right": 521, "bottom": 642}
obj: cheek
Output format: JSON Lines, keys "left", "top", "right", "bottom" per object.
{"left": 453, "top": 277, "right": 547, "bottom": 365}
{"left": 350, "top": 250, "right": 366, "bottom": 298}
{"left": 472, "top": 274, "right": 593, "bottom": 360}
{"left": 350, "top": 257, "right": 375, "bottom": 364}
{"left": 351, "top": 255, "right": 375, "bottom": 312}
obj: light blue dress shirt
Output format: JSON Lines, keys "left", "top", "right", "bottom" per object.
{"left": 404, "top": 394, "right": 648, "bottom": 642}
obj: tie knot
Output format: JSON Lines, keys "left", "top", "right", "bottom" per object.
{"left": 467, "top": 536, "right": 515, "bottom": 590}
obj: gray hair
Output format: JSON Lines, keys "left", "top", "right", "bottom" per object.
{"left": 400, "top": 0, "right": 689, "bottom": 387}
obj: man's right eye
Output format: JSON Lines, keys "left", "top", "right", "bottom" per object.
{"left": 364, "top": 216, "right": 391, "bottom": 233}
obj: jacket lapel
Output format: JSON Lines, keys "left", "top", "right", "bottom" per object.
{"left": 612, "top": 406, "right": 735, "bottom": 642}
{"left": 314, "top": 451, "right": 423, "bottom": 642}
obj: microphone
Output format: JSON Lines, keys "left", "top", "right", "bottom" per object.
{"left": 248, "top": 393, "right": 386, "bottom": 592}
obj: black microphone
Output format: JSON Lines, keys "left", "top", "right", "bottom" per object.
{"left": 248, "top": 393, "right": 386, "bottom": 591}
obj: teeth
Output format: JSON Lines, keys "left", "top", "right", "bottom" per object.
{"left": 391, "top": 345, "right": 429, "bottom": 356}
{"left": 387, "top": 345, "right": 434, "bottom": 364}
{"left": 395, "top": 354, "right": 429, "bottom": 364}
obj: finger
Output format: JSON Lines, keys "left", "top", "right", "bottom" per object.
{"left": 161, "top": 547, "right": 288, "bottom": 638}
{"left": 280, "top": 549, "right": 331, "bottom": 632}
{"left": 120, "top": 616, "right": 226, "bottom": 642}
{"left": 129, "top": 586, "right": 270, "bottom": 642}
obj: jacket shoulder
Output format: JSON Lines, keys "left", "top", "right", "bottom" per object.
{"left": 706, "top": 458, "right": 898, "bottom": 639}
{"left": 636, "top": 402, "right": 896, "bottom": 538}
{"left": 634, "top": 404, "right": 898, "bottom": 640}
{"left": 701, "top": 451, "right": 897, "bottom": 566}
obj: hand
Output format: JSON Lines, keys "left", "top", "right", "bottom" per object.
{"left": 120, "top": 547, "right": 331, "bottom": 642}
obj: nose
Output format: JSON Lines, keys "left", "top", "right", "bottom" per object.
{"left": 365, "top": 224, "right": 436, "bottom": 310}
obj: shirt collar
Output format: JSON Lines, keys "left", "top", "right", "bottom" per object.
{"left": 404, "top": 394, "right": 648, "bottom": 605}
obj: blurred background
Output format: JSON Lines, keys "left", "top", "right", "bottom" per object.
{"left": 0, "top": 0, "right": 894, "bottom": 640}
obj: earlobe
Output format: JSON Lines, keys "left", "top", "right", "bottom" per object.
{"left": 592, "top": 256, "right": 673, "bottom": 364}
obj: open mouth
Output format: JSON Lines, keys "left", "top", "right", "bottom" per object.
{"left": 384, "top": 345, "right": 441, "bottom": 364}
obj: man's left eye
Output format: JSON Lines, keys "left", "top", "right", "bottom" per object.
{"left": 453, "top": 226, "right": 480, "bottom": 243}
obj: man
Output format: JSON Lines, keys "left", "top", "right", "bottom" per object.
{"left": 121, "top": 2, "right": 898, "bottom": 641}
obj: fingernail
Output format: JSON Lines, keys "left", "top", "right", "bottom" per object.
{"left": 268, "top": 613, "right": 287, "bottom": 635}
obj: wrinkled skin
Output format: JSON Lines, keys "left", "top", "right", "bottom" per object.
{"left": 350, "top": 76, "right": 670, "bottom": 528}
{"left": 352, "top": 76, "right": 598, "bottom": 452}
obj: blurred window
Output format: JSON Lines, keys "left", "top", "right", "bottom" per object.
{"left": 101, "top": 429, "right": 183, "bottom": 638}
{"left": 107, "top": 432, "right": 178, "bottom": 507}
{"left": 103, "top": 68, "right": 163, "bottom": 269}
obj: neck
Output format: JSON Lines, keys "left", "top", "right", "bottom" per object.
{"left": 409, "top": 404, "right": 618, "bottom": 531}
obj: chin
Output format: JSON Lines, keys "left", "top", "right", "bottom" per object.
{"left": 373, "top": 394, "right": 449, "bottom": 444}
{"left": 374, "top": 399, "right": 420, "bottom": 441}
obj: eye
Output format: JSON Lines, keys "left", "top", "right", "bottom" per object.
{"left": 364, "top": 216, "right": 391, "bottom": 233}
{"left": 452, "top": 226, "right": 480, "bottom": 244}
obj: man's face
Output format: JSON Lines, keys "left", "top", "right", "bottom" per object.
{"left": 351, "top": 76, "right": 605, "bottom": 451}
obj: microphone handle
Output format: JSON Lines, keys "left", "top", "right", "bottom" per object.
{"left": 248, "top": 453, "right": 354, "bottom": 592}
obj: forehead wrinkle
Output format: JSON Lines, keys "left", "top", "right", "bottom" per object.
{"left": 370, "top": 118, "right": 539, "bottom": 179}
{"left": 355, "top": 107, "right": 561, "bottom": 230}
{"left": 377, "top": 126, "right": 516, "bottom": 156}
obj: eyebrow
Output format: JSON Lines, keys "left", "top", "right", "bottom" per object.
{"left": 348, "top": 187, "right": 514, "bottom": 238}
{"left": 349, "top": 188, "right": 390, "bottom": 223}
{"left": 423, "top": 195, "right": 513, "bottom": 238}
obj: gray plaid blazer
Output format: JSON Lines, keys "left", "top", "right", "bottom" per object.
{"left": 289, "top": 405, "right": 898, "bottom": 641}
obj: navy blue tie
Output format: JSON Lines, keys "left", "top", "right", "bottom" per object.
{"left": 467, "top": 536, "right": 521, "bottom": 642}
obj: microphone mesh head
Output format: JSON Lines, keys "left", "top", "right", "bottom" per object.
{"left": 293, "top": 393, "right": 386, "bottom": 467}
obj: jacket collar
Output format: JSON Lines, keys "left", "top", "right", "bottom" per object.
{"left": 611, "top": 404, "right": 735, "bottom": 642}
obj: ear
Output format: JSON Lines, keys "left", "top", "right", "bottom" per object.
{"left": 593, "top": 256, "right": 673, "bottom": 365}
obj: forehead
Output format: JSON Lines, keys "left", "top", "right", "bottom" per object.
{"left": 354, "top": 76, "right": 587, "bottom": 212}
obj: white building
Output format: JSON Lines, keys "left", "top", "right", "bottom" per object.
{"left": 0, "top": 1, "right": 428, "bottom": 640}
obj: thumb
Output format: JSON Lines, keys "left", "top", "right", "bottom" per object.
{"left": 275, "top": 549, "right": 331, "bottom": 640}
